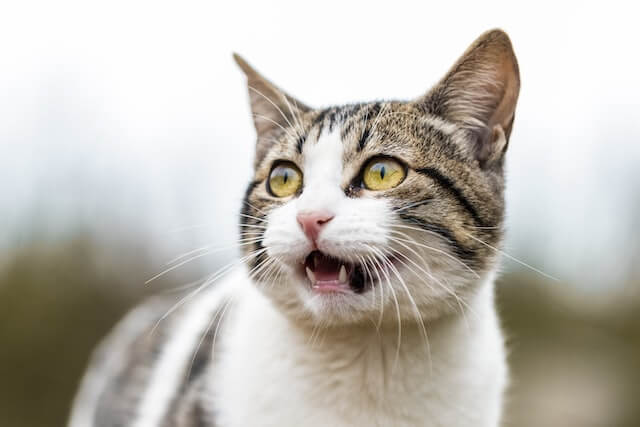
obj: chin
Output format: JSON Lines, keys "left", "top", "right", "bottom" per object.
{"left": 258, "top": 247, "right": 437, "bottom": 327}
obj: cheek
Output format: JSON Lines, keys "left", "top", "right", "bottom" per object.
{"left": 262, "top": 200, "right": 310, "bottom": 263}
{"left": 318, "top": 198, "right": 392, "bottom": 259}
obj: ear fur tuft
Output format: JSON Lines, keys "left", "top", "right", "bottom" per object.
{"left": 418, "top": 29, "right": 520, "bottom": 169}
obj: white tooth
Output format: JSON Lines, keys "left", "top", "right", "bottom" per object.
{"left": 306, "top": 267, "right": 316, "bottom": 284}
{"left": 339, "top": 265, "right": 347, "bottom": 283}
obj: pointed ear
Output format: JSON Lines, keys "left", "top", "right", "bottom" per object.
{"left": 418, "top": 29, "right": 520, "bottom": 169}
{"left": 233, "top": 53, "right": 310, "bottom": 139}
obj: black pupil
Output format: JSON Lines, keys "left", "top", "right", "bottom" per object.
{"left": 283, "top": 170, "right": 289, "bottom": 184}
{"left": 380, "top": 165, "right": 386, "bottom": 180}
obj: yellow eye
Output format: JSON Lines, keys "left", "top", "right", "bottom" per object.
{"left": 268, "top": 162, "right": 303, "bottom": 197}
{"left": 362, "top": 157, "right": 405, "bottom": 191}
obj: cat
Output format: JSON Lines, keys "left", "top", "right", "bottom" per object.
{"left": 69, "top": 28, "right": 520, "bottom": 427}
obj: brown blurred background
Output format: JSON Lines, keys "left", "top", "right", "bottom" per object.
{"left": 2, "top": 1, "right": 639, "bottom": 426}
{"left": 2, "top": 236, "right": 639, "bottom": 427}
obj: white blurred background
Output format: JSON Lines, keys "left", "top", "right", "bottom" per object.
{"left": 1, "top": 1, "right": 639, "bottom": 426}
{"left": 3, "top": 0, "right": 639, "bottom": 287}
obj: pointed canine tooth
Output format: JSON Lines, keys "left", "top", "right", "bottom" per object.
{"left": 339, "top": 265, "right": 347, "bottom": 283}
{"left": 306, "top": 267, "right": 316, "bottom": 284}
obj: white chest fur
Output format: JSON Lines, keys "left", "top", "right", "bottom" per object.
{"left": 211, "top": 272, "right": 506, "bottom": 427}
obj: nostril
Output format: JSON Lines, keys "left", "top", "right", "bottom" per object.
{"left": 316, "top": 216, "right": 333, "bottom": 226}
{"left": 296, "top": 211, "right": 335, "bottom": 242}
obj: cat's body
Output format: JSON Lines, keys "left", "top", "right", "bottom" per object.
{"left": 70, "top": 29, "right": 520, "bottom": 427}
{"left": 214, "top": 272, "right": 505, "bottom": 427}
{"left": 70, "top": 268, "right": 505, "bottom": 427}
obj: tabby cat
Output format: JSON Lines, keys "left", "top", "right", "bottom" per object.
{"left": 69, "top": 28, "right": 520, "bottom": 427}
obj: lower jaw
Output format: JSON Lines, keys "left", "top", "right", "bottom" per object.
{"left": 311, "top": 280, "right": 354, "bottom": 294}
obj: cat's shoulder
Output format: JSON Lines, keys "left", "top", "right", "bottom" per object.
{"left": 68, "top": 269, "right": 245, "bottom": 427}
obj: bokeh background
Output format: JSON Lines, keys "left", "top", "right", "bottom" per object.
{"left": 2, "top": 1, "right": 639, "bottom": 426}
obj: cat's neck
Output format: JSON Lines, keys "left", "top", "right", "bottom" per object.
{"left": 212, "top": 274, "right": 506, "bottom": 427}
{"left": 240, "top": 272, "right": 499, "bottom": 355}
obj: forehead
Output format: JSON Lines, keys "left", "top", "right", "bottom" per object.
{"left": 256, "top": 101, "right": 458, "bottom": 178}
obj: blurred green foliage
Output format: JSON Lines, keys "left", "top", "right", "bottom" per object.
{"left": 0, "top": 238, "right": 136, "bottom": 427}
{"left": 1, "top": 237, "right": 639, "bottom": 427}
{"left": 498, "top": 274, "right": 640, "bottom": 427}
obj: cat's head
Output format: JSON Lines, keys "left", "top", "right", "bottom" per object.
{"left": 236, "top": 29, "right": 519, "bottom": 326}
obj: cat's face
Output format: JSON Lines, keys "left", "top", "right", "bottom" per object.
{"left": 236, "top": 29, "right": 520, "bottom": 326}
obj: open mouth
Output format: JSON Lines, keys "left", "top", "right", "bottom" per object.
{"left": 303, "top": 250, "right": 377, "bottom": 294}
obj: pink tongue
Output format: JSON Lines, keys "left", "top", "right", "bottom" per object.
{"left": 314, "top": 256, "right": 341, "bottom": 282}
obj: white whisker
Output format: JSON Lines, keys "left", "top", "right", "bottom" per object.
{"left": 242, "top": 200, "right": 269, "bottom": 216}
{"left": 368, "top": 245, "right": 432, "bottom": 374}
{"left": 239, "top": 223, "right": 268, "bottom": 230}
{"left": 248, "top": 85, "right": 300, "bottom": 137}
{"left": 365, "top": 246, "right": 402, "bottom": 373}
{"left": 239, "top": 213, "right": 268, "bottom": 223}
{"left": 148, "top": 240, "right": 263, "bottom": 285}
{"left": 463, "top": 232, "right": 559, "bottom": 281}
{"left": 252, "top": 113, "right": 297, "bottom": 141}
{"left": 150, "top": 248, "right": 267, "bottom": 334}
{"left": 388, "top": 236, "right": 475, "bottom": 326}
{"left": 164, "top": 238, "right": 262, "bottom": 268}
{"left": 389, "top": 228, "right": 480, "bottom": 278}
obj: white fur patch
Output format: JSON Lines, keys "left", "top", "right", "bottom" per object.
{"left": 212, "top": 274, "right": 506, "bottom": 427}
{"left": 130, "top": 276, "right": 235, "bottom": 427}
{"left": 68, "top": 301, "right": 167, "bottom": 427}
{"left": 239, "top": 126, "right": 506, "bottom": 425}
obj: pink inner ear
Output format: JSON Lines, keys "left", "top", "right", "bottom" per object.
{"left": 475, "top": 125, "right": 508, "bottom": 169}
{"left": 487, "top": 54, "right": 520, "bottom": 133}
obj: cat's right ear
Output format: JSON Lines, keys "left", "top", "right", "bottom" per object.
{"left": 233, "top": 54, "right": 310, "bottom": 163}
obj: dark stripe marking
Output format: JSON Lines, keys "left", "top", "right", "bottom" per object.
{"left": 312, "top": 109, "right": 328, "bottom": 138}
{"left": 398, "top": 213, "right": 476, "bottom": 261}
{"left": 358, "top": 126, "right": 371, "bottom": 151}
{"left": 392, "top": 199, "right": 433, "bottom": 213}
{"left": 415, "top": 167, "right": 486, "bottom": 227}
{"left": 240, "top": 180, "right": 265, "bottom": 270}
{"left": 340, "top": 104, "right": 368, "bottom": 139}
{"left": 327, "top": 109, "right": 338, "bottom": 132}
{"left": 296, "top": 133, "right": 307, "bottom": 154}
{"left": 357, "top": 103, "right": 381, "bottom": 151}
{"left": 340, "top": 120, "right": 355, "bottom": 140}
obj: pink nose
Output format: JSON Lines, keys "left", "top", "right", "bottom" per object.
{"left": 297, "top": 211, "right": 334, "bottom": 243}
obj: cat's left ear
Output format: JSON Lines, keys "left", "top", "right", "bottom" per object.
{"left": 233, "top": 54, "right": 310, "bottom": 165}
{"left": 417, "top": 29, "right": 520, "bottom": 170}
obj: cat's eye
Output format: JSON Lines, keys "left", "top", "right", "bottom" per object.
{"left": 362, "top": 157, "right": 406, "bottom": 191}
{"left": 268, "top": 162, "right": 303, "bottom": 197}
